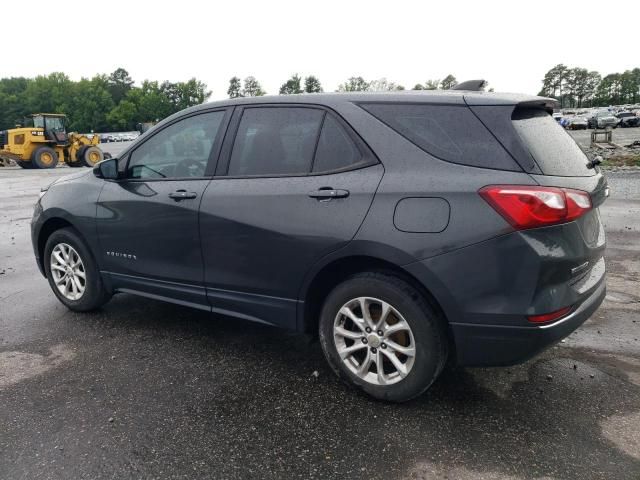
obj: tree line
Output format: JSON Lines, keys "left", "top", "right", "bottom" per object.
{"left": 0, "top": 68, "right": 210, "bottom": 132}
{"left": 539, "top": 64, "right": 640, "bottom": 108}
{"left": 226, "top": 73, "right": 461, "bottom": 97}
{"left": 0, "top": 69, "right": 464, "bottom": 132}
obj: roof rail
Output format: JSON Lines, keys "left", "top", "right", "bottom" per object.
{"left": 452, "top": 80, "right": 488, "bottom": 91}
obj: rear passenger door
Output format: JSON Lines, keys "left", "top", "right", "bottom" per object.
{"left": 199, "top": 105, "right": 384, "bottom": 329}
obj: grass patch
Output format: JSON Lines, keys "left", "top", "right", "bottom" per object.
{"left": 601, "top": 154, "right": 640, "bottom": 168}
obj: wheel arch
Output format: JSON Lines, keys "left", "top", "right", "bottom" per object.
{"left": 36, "top": 217, "right": 85, "bottom": 277}
{"left": 299, "top": 253, "right": 452, "bottom": 346}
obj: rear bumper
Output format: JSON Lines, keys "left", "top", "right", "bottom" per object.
{"left": 450, "top": 278, "right": 606, "bottom": 367}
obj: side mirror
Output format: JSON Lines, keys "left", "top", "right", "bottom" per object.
{"left": 93, "top": 157, "right": 119, "bottom": 180}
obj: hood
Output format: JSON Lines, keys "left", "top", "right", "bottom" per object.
{"left": 48, "top": 169, "right": 92, "bottom": 188}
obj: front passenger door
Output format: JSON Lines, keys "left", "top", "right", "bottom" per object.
{"left": 96, "top": 109, "right": 228, "bottom": 309}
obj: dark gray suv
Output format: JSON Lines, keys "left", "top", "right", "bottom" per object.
{"left": 31, "top": 90, "right": 607, "bottom": 401}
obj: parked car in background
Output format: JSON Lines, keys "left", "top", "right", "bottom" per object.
{"left": 32, "top": 91, "right": 607, "bottom": 402}
{"left": 566, "top": 116, "right": 588, "bottom": 130}
{"left": 616, "top": 111, "right": 640, "bottom": 128}
{"left": 588, "top": 110, "right": 618, "bottom": 129}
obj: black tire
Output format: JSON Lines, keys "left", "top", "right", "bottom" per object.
{"left": 319, "top": 272, "right": 448, "bottom": 402}
{"left": 80, "top": 145, "right": 104, "bottom": 167}
{"left": 16, "top": 160, "right": 35, "bottom": 169}
{"left": 32, "top": 146, "right": 59, "bottom": 169}
{"left": 103, "top": 152, "right": 112, "bottom": 160}
{"left": 67, "top": 154, "right": 84, "bottom": 168}
{"left": 44, "top": 227, "right": 111, "bottom": 311}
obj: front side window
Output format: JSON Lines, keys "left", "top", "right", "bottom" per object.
{"left": 128, "top": 111, "right": 224, "bottom": 179}
{"left": 228, "top": 107, "right": 324, "bottom": 176}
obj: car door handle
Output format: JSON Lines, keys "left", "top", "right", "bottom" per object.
{"left": 308, "top": 188, "right": 350, "bottom": 200}
{"left": 168, "top": 190, "right": 197, "bottom": 201}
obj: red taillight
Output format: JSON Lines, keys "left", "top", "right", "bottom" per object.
{"left": 527, "top": 306, "right": 572, "bottom": 324}
{"left": 479, "top": 185, "right": 592, "bottom": 230}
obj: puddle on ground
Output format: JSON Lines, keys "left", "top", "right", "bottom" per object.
{"left": 601, "top": 412, "right": 640, "bottom": 460}
{"left": 0, "top": 344, "right": 74, "bottom": 389}
{"left": 405, "top": 462, "right": 557, "bottom": 480}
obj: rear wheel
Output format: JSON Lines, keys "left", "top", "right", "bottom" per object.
{"left": 44, "top": 227, "right": 111, "bottom": 311}
{"left": 32, "top": 146, "right": 58, "bottom": 169}
{"left": 80, "top": 145, "right": 104, "bottom": 167}
{"left": 319, "top": 272, "right": 448, "bottom": 402}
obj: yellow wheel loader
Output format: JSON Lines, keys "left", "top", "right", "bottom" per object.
{"left": 0, "top": 114, "right": 110, "bottom": 169}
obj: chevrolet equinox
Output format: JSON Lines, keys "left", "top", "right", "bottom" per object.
{"left": 32, "top": 89, "right": 607, "bottom": 401}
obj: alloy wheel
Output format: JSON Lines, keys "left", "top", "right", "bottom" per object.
{"left": 50, "top": 243, "right": 86, "bottom": 301}
{"left": 333, "top": 297, "right": 416, "bottom": 386}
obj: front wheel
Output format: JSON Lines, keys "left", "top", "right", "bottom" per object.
{"left": 319, "top": 272, "right": 448, "bottom": 402}
{"left": 79, "top": 145, "right": 104, "bottom": 167}
{"left": 44, "top": 227, "right": 111, "bottom": 311}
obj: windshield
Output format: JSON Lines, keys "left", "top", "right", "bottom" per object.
{"left": 596, "top": 111, "right": 612, "bottom": 117}
{"left": 44, "top": 116, "right": 65, "bottom": 132}
{"left": 32, "top": 115, "right": 44, "bottom": 128}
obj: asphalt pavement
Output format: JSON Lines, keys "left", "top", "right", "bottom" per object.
{"left": 0, "top": 165, "right": 639, "bottom": 480}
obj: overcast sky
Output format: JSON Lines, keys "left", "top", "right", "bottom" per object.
{"left": 6, "top": 0, "right": 638, "bottom": 100}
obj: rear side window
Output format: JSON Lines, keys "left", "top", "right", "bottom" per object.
{"left": 228, "top": 107, "right": 323, "bottom": 176}
{"left": 360, "top": 103, "right": 520, "bottom": 171}
{"left": 312, "top": 115, "right": 363, "bottom": 173}
{"left": 512, "top": 108, "right": 594, "bottom": 177}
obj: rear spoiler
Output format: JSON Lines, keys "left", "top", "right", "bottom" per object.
{"left": 515, "top": 99, "right": 558, "bottom": 114}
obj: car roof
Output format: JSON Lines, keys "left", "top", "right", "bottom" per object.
{"left": 147, "top": 90, "right": 557, "bottom": 136}
{"left": 197, "top": 90, "right": 554, "bottom": 108}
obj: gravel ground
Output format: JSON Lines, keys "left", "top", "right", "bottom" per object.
{"left": 0, "top": 167, "right": 638, "bottom": 480}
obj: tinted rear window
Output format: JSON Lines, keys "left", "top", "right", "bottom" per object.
{"left": 512, "top": 108, "right": 594, "bottom": 177}
{"left": 228, "top": 107, "right": 323, "bottom": 176}
{"left": 360, "top": 103, "right": 520, "bottom": 171}
{"left": 312, "top": 115, "right": 362, "bottom": 173}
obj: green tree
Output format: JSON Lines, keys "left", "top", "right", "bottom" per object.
{"left": 0, "top": 77, "right": 30, "bottom": 129}
{"left": 66, "top": 76, "right": 115, "bottom": 132}
{"left": 23, "top": 73, "right": 74, "bottom": 114}
{"left": 424, "top": 79, "right": 439, "bottom": 90}
{"left": 106, "top": 100, "right": 138, "bottom": 130}
{"left": 242, "top": 76, "right": 265, "bottom": 96}
{"left": 539, "top": 64, "right": 568, "bottom": 106}
{"left": 108, "top": 68, "right": 134, "bottom": 105}
{"left": 337, "top": 76, "right": 369, "bottom": 92}
{"left": 368, "top": 78, "right": 403, "bottom": 91}
{"left": 227, "top": 76, "right": 243, "bottom": 98}
{"left": 412, "top": 83, "right": 424, "bottom": 90}
{"left": 279, "top": 74, "right": 303, "bottom": 95}
{"left": 169, "top": 78, "right": 211, "bottom": 110}
{"left": 440, "top": 74, "right": 458, "bottom": 90}
{"left": 304, "top": 75, "right": 323, "bottom": 93}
